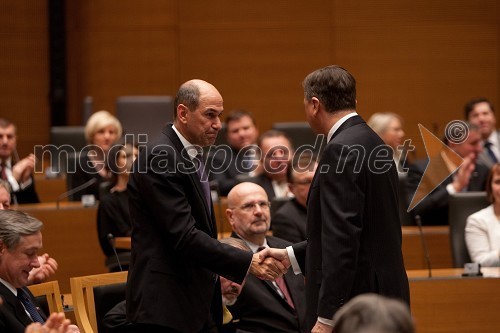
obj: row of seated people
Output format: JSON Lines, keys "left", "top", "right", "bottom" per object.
{"left": 3, "top": 99, "right": 499, "bottom": 267}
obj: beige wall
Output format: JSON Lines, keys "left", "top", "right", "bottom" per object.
{"left": 2, "top": 1, "right": 499, "bottom": 157}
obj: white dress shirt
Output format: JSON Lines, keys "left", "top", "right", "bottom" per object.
{"left": 465, "top": 204, "right": 500, "bottom": 267}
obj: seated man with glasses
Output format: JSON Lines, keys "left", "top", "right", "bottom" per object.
{"left": 226, "top": 182, "right": 307, "bottom": 333}
{"left": 272, "top": 159, "right": 318, "bottom": 243}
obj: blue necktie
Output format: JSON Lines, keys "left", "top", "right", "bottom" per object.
{"left": 17, "top": 288, "right": 45, "bottom": 323}
{"left": 484, "top": 141, "right": 498, "bottom": 163}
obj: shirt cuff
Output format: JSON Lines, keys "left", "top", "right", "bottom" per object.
{"left": 446, "top": 183, "right": 457, "bottom": 195}
{"left": 19, "top": 177, "right": 33, "bottom": 190}
{"left": 286, "top": 246, "right": 302, "bottom": 275}
{"left": 318, "top": 316, "right": 335, "bottom": 327}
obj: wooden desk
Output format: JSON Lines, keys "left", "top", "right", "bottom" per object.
{"left": 408, "top": 268, "right": 500, "bottom": 333}
{"left": 402, "top": 226, "right": 452, "bottom": 270}
{"left": 34, "top": 174, "right": 67, "bottom": 203}
{"left": 115, "top": 237, "right": 131, "bottom": 250}
{"left": 117, "top": 226, "right": 453, "bottom": 272}
{"left": 14, "top": 202, "right": 107, "bottom": 293}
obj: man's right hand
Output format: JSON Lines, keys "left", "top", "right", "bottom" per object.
{"left": 12, "top": 154, "right": 35, "bottom": 183}
{"left": 249, "top": 251, "right": 289, "bottom": 280}
{"left": 452, "top": 154, "right": 475, "bottom": 192}
{"left": 248, "top": 247, "right": 291, "bottom": 280}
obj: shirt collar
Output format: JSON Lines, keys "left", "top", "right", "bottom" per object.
{"left": 326, "top": 112, "right": 358, "bottom": 142}
{"left": 487, "top": 131, "right": 498, "bottom": 148}
{"left": 172, "top": 125, "right": 201, "bottom": 160}
{"left": 0, "top": 277, "right": 18, "bottom": 296}
{"left": 236, "top": 234, "right": 269, "bottom": 253}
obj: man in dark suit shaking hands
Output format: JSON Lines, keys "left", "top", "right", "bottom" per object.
{"left": 261, "top": 66, "right": 410, "bottom": 332}
{"left": 126, "top": 79, "right": 287, "bottom": 333}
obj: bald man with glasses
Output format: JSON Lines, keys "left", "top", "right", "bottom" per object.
{"left": 226, "top": 182, "right": 307, "bottom": 333}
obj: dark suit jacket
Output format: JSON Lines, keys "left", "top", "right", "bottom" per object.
{"left": 272, "top": 199, "right": 307, "bottom": 243}
{"left": 5, "top": 160, "right": 39, "bottom": 204}
{"left": 406, "top": 157, "right": 489, "bottom": 226}
{"left": 0, "top": 284, "right": 46, "bottom": 333}
{"left": 208, "top": 145, "right": 258, "bottom": 196}
{"left": 126, "top": 125, "right": 253, "bottom": 332}
{"left": 68, "top": 151, "right": 109, "bottom": 201}
{"left": 228, "top": 234, "right": 307, "bottom": 333}
{"left": 291, "top": 115, "right": 410, "bottom": 330}
{"left": 11, "top": 178, "right": 39, "bottom": 204}
{"left": 248, "top": 174, "right": 276, "bottom": 199}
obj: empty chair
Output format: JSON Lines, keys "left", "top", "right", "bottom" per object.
{"left": 48, "top": 126, "right": 86, "bottom": 174}
{"left": 116, "top": 95, "right": 174, "bottom": 143}
{"left": 448, "top": 192, "right": 489, "bottom": 267}
{"left": 272, "top": 122, "right": 325, "bottom": 154}
{"left": 70, "top": 271, "right": 128, "bottom": 333}
{"left": 27, "top": 280, "right": 64, "bottom": 314}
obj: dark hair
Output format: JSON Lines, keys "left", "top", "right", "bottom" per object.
{"left": 0, "top": 118, "right": 15, "bottom": 131}
{"left": 225, "top": 110, "right": 257, "bottom": 127}
{"left": 106, "top": 143, "right": 136, "bottom": 186}
{"left": 173, "top": 82, "right": 200, "bottom": 119}
{"left": 464, "top": 98, "right": 495, "bottom": 119}
{"left": 442, "top": 122, "right": 479, "bottom": 146}
{"left": 303, "top": 65, "right": 356, "bottom": 113}
{"left": 257, "top": 130, "right": 293, "bottom": 150}
{"left": 486, "top": 163, "right": 500, "bottom": 203}
{"left": 286, "top": 152, "right": 317, "bottom": 183}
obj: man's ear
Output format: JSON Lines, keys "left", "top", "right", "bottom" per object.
{"left": 177, "top": 104, "right": 189, "bottom": 124}
{"left": 0, "top": 241, "right": 5, "bottom": 255}
{"left": 311, "top": 97, "right": 321, "bottom": 116}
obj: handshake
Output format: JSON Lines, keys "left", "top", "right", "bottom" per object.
{"left": 249, "top": 248, "right": 291, "bottom": 280}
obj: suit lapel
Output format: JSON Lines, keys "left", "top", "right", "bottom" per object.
{"left": 163, "top": 125, "right": 216, "bottom": 237}
{"left": 306, "top": 115, "right": 365, "bottom": 206}
{"left": 0, "top": 283, "right": 35, "bottom": 326}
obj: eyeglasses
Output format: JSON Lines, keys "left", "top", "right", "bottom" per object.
{"left": 235, "top": 201, "right": 271, "bottom": 212}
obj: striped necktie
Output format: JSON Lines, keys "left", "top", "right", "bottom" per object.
{"left": 17, "top": 288, "right": 45, "bottom": 323}
{"left": 257, "top": 246, "right": 295, "bottom": 309}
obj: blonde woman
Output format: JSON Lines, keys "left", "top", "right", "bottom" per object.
{"left": 70, "top": 110, "right": 122, "bottom": 200}
{"left": 367, "top": 112, "right": 407, "bottom": 173}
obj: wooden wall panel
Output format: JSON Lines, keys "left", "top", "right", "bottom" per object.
{"left": 2, "top": 0, "right": 499, "bottom": 158}
{"left": 333, "top": 0, "right": 498, "bottom": 157}
{"left": 66, "top": 0, "right": 178, "bottom": 125}
{"left": 178, "top": 1, "right": 332, "bottom": 131}
{"left": 0, "top": 1, "right": 49, "bottom": 157}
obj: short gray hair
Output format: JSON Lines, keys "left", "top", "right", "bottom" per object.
{"left": 173, "top": 81, "right": 201, "bottom": 119}
{"left": 0, "top": 210, "right": 43, "bottom": 250}
{"left": 333, "top": 294, "right": 414, "bottom": 333}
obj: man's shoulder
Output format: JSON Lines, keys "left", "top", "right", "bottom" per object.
{"left": 266, "top": 236, "right": 292, "bottom": 248}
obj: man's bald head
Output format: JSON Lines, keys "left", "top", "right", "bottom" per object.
{"left": 226, "top": 182, "right": 271, "bottom": 245}
{"left": 172, "top": 79, "right": 224, "bottom": 147}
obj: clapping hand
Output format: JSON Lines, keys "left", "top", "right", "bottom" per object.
{"left": 12, "top": 154, "right": 36, "bottom": 184}
{"left": 28, "top": 253, "right": 58, "bottom": 285}
{"left": 25, "top": 312, "right": 80, "bottom": 333}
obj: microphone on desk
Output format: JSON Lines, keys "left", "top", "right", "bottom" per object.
{"left": 107, "top": 233, "right": 123, "bottom": 272}
{"left": 415, "top": 215, "right": 432, "bottom": 278}
{"left": 56, "top": 178, "right": 97, "bottom": 208}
